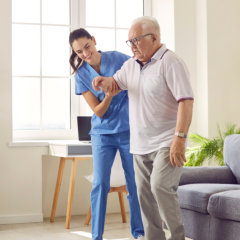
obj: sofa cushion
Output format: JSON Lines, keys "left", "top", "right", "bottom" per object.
{"left": 178, "top": 183, "right": 240, "bottom": 214}
{"left": 179, "top": 166, "right": 237, "bottom": 185}
{"left": 224, "top": 134, "right": 240, "bottom": 183}
{"left": 208, "top": 190, "right": 240, "bottom": 221}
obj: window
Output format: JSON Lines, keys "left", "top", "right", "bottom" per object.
{"left": 12, "top": 0, "right": 74, "bottom": 140}
{"left": 85, "top": 0, "right": 144, "bottom": 56}
{"left": 12, "top": 0, "right": 150, "bottom": 140}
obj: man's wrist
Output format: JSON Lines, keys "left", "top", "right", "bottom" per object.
{"left": 175, "top": 131, "right": 187, "bottom": 138}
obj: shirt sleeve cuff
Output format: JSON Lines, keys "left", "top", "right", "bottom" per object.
{"left": 177, "top": 97, "right": 194, "bottom": 103}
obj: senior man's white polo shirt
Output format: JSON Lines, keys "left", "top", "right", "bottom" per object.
{"left": 113, "top": 44, "right": 194, "bottom": 155}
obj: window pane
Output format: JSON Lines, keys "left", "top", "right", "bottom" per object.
{"left": 12, "top": 77, "right": 40, "bottom": 130}
{"left": 12, "top": 0, "right": 40, "bottom": 23}
{"left": 42, "top": 0, "right": 69, "bottom": 25}
{"left": 116, "top": 0, "right": 143, "bottom": 28}
{"left": 86, "top": 0, "right": 114, "bottom": 27}
{"left": 86, "top": 28, "right": 115, "bottom": 51}
{"left": 42, "top": 78, "right": 70, "bottom": 129}
{"left": 42, "top": 26, "right": 70, "bottom": 76}
{"left": 116, "top": 29, "right": 133, "bottom": 56}
{"left": 12, "top": 24, "right": 40, "bottom": 76}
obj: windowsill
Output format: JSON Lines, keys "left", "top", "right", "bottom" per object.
{"left": 8, "top": 139, "right": 81, "bottom": 147}
{"left": 8, "top": 140, "right": 51, "bottom": 147}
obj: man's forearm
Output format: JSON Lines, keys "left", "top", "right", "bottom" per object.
{"left": 170, "top": 99, "right": 194, "bottom": 167}
{"left": 103, "top": 77, "right": 120, "bottom": 92}
{"left": 111, "top": 77, "right": 121, "bottom": 91}
{"left": 175, "top": 100, "right": 194, "bottom": 136}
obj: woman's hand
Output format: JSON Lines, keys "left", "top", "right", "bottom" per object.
{"left": 92, "top": 76, "right": 113, "bottom": 92}
{"left": 105, "top": 81, "right": 120, "bottom": 97}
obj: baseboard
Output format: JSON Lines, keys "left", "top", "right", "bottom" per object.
{"left": 0, "top": 214, "right": 43, "bottom": 224}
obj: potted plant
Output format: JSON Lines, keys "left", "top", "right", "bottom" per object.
{"left": 185, "top": 124, "right": 240, "bottom": 166}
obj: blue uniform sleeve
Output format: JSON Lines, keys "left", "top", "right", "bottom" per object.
{"left": 75, "top": 71, "right": 89, "bottom": 95}
{"left": 74, "top": 51, "right": 130, "bottom": 96}
{"left": 115, "top": 52, "right": 130, "bottom": 66}
{"left": 100, "top": 51, "right": 130, "bottom": 77}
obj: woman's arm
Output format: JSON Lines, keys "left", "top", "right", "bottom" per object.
{"left": 82, "top": 90, "right": 117, "bottom": 118}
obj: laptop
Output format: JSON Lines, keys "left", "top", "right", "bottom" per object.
{"left": 77, "top": 116, "right": 92, "bottom": 143}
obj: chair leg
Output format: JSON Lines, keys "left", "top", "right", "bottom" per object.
{"left": 84, "top": 188, "right": 127, "bottom": 225}
{"left": 84, "top": 206, "right": 91, "bottom": 225}
{"left": 118, "top": 192, "right": 127, "bottom": 223}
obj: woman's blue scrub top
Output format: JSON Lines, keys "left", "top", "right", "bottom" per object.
{"left": 75, "top": 51, "right": 130, "bottom": 135}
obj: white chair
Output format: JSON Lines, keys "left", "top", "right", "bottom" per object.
{"left": 84, "top": 152, "right": 128, "bottom": 225}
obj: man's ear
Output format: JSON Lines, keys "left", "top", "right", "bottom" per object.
{"left": 151, "top": 34, "right": 157, "bottom": 41}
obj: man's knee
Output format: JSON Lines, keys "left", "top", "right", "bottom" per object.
{"left": 150, "top": 176, "right": 171, "bottom": 196}
{"left": 135, "top": 178, "right": 147, "bottom": 196}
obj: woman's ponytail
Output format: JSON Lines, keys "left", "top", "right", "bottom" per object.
{"left": 69, "top": 51, "right": 83, "bottom": 74}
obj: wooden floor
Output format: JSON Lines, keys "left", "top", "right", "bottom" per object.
{"left": 0, "top": 213, "right": 192, "bottom": 240}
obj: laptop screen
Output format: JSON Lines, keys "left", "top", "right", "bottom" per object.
{"left": 77, "top": 116, "right": 92, "bottom": 141}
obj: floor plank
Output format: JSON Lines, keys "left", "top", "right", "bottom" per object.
{"left": 0, "top": 213, "right": 192, "bottom": 240}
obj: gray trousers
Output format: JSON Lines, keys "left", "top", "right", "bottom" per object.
{"left": 133, "top": 148, "right": 185, "bottom": 240}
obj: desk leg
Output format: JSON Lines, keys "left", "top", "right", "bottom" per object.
{"left": 65, "top": 158, "right": 77, "bottom": 229}
{"left": 50, "top": 157, "right": 66, "bottom": 222}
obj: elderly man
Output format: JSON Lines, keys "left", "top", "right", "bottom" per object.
{"left": 93, "top": 16, "right": 194, "bottom": 240}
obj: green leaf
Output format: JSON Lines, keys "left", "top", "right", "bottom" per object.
{"left": 185, "top": 123, "right": 240, "bottom": 166}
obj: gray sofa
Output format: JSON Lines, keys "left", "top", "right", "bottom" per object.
{"left": 178, "top": 134, "right": 240, "bottom": 240}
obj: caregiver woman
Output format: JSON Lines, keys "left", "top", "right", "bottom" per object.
{"left": 69, "top": 28, "right": 144, "bottom": 240}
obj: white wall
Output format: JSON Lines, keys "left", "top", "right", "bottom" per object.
{"left": 195, "top": 0, "right": 208, "bottom": 137}
{"left": 152, "top": 0, "right": 175, "bottom": 51}
{"left": 207, "top": 0, "right": 240, "bottom": 136}
{"left": 0, "top": 0, "right": 45, "bottom": 224}
{"left": 174, "top": 0, "right": 197, "bottom": 134}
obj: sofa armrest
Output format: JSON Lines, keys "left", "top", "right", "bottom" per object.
{"left": 179, "top": 166, "right": 237, "bottom": 185}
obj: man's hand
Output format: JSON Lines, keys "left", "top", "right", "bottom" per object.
{"left": 170, "top": 137, "right": 186, "bottom": 167}
{"left": 92, "top": 76, "right": 114, "bottom": 92}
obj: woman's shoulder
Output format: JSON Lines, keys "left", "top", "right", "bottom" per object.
{"left": 75, "top": 62, "right": 93, "bottom": 82}
{"left": 103, "top": 50, "right": 130, "bottom": 60}
{"left": 74, "top": 64, "right": 84, "bottom": 80}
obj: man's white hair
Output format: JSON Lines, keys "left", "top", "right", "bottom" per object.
{"left": 132, "top": 16, "right": 160, "bottom": 38}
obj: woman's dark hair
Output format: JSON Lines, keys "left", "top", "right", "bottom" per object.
{"left": 69, "top": 28, "right": 92, "bottom": 73}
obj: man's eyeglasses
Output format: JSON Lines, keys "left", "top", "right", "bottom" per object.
{"left": 126, "top": 33, "right": 153, "bottom": 47}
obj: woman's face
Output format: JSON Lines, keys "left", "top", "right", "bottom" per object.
{"left": 71, "top": 36, "right": 98, "bottom": 65}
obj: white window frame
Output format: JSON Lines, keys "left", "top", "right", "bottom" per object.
{"left": 13, "top": 0, "right": 151, "bottom": 141}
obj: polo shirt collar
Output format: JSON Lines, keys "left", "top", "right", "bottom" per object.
{"left": 135, "top": 44, "right": 168, "bottom": 67}
{"left": 151, "top": 44, "right": 167, "bottom": 60}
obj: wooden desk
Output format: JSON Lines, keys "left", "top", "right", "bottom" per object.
{"left": 49, "top": 141, "right": 92, "bottom": 229}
